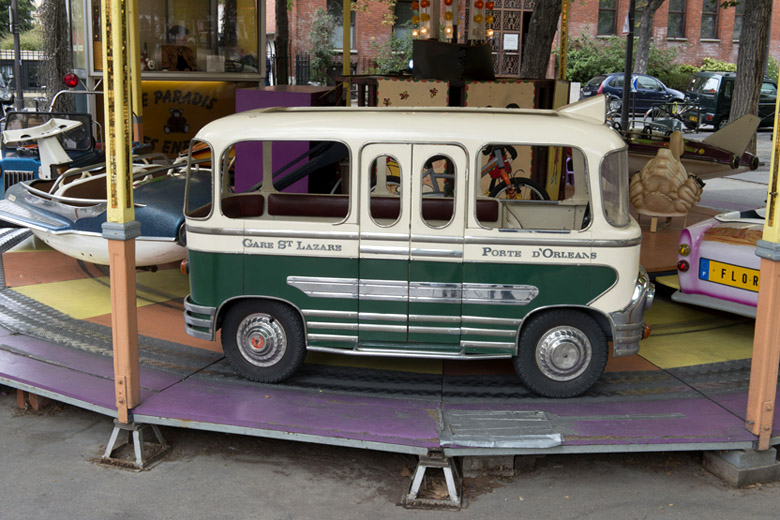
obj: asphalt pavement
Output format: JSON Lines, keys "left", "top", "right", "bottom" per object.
{"left": 1, "top": 129, "right": 780, "bottom": 519}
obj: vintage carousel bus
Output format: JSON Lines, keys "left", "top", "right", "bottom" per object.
{"left": 181, "top": 96, "right": 654, "bottom": 398}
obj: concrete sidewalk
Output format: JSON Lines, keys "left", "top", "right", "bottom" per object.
{"left": 3, "top": 385, "right": 780, "bottom": 519}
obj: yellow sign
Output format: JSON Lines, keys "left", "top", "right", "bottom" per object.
{"left": 699, "top": 258, "right": 760, "bottom": 292}
{"left": 140, "top": 81, "right": 236, "bottom": 156}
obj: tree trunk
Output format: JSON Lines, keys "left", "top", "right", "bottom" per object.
{"left": 40, "top": 0, "right": 72, "bottom": 109}
{"left": 730, "top": 0, "right": 772, "bottom": 154}
{"left": 519, "top": 0, "right": 562, "bottom": 79}
{"left": 634, "top": 0, "right": 665, "bottom": 74}
{"left": 275, "top": 0, "right": 289, "bottom": 85}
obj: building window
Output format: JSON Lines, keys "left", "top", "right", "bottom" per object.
{"left": 733, "top": 1, "right": 745, "bottom": 41}
{"left": 700, "top": 0, "right": 719, "bottom": 40}
{"left": 393, "top": 0, "right": 414, "bottom": 40}
{"left": 667, "top": 0, "right": 686, "bottom": 38}
{"left": 328, "top": 0, "right": 356, "bottom": 50}
{"left": 597, "top": 0, "right": 617, "bottom": 36}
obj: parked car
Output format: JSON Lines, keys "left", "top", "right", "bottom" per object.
{"left": 673, "top": 208, "right": 763, "bottom": 318}
{"left": 686, "top": 71, "right": 777, "bottom": 130}
{"left": 580, "top": 73, "right": 685, "bottom": 113}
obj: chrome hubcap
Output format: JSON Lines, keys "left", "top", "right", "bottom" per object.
{"left": 535, "top": 326, "right": 592, "bottom": 381}
{"left": 236, "top": 313, "right": 287, "bottom": 367}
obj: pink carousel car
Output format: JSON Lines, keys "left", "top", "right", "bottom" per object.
{"left": 673, "top": 208, "right": 764, "bottom": 318}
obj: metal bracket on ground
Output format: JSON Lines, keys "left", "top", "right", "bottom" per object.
{"left": 101, "top": 419, "right": 170, "bottom": 470}
{"left": 402, "top": 451, "right": 462, "bottom": 510}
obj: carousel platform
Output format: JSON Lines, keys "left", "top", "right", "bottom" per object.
{"left": 0, "top": 226, "right": 776, "bottom": 458}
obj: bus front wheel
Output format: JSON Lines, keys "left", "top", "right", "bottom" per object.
{"left": 513, "top": 310, "right": 608, "bottom": 398}
{"left": 222, "top": 300, "right": 306, "bottom": 383}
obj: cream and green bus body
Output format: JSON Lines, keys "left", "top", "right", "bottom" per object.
{"left": 183, "top": 96, "right": 654, "bottom": 397}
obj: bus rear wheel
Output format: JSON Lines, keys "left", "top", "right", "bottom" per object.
{"left": 222, "top": 300, "right": 306, "bottom": 383}
{"left": 513, "top": 310, "right": 608, "bottom": 398}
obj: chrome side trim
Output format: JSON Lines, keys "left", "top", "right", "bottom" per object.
{"left": 357, "top": 323, "right": 407, "bottom": 333}
{"left": 306, "top": 345, "right": 512, "bottom": 360}
{"left": 464, "top": 235, "right": 642, "bottom": 248}
{"left": 411, "top": 248, "right": 463, "bottom": 258}
{"left": 408, "top": 326, "right": 460, "bottom": 335}
{"left": 460, "top": 327, "right": 517, "bottom": 338}
{"left": 288, "top": 276, "right": 359, "bottom": 299}
{"left": 288, "top": 276, "right": 538, "bottom": 306}
{"left": 302, "top": 309, "right": 358, "bottom": 319}
{"left": 459, "top": 340, "right": 517, "bottom": 350}
{"left": 307, "top": 333, "right": 358, "bottom": 344}
{"left": 360, "top": 232, "right": 412, "bottom": 241}
{"left": 408, "top": 282, "right": 461, "bottom": 303}
{"left": 462, "top": 283, "right": 539, "bottom": 305}
{"left": 187, "top": 225, "right": 359, "bottom": 241}
{"left": 411, "top": 234, "right": 465, "bottom": 244}
{"left": 462, "top": 315, "right": 522, "bottom": 326}
{"left": 409, "top": 314, "right": 462, "bottom": 323}
{"left": 359, "top": 245, "right": 409, "bottom": 256}
{"left": 359, "top": 312, "right": 407, "bottom": 322}
{"left": 306, "top": 321, "right": 359, "bottom": 331}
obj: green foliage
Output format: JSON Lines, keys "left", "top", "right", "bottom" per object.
{"left": 0, "top": 28, "right": 42, "bottom": 51}
{"left": 0, "top": 0, "right": 35, "bottom": 38}
{"left": 768, "top": 57, "right": 780, "bottom": 83}
{"left": 369, "top": 33, "right": 412, "bottom": 75}
{"left": 699, "top": 57, "right": 737, "bottom": 72}
{"left": 655, "top": 63, "right": 699, "bottom": 91}
{"left": 308, "top": 8, "right": 337, "bottom": 85}
{"left": 565, "top": 33, "right": 684, "bottom": 86}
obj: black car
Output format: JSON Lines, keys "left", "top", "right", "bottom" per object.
{"left": 686, "top": 71, "right": 777, "bottom": 130}
{"left": 581, "top": 73, "right": 685, "bottom": 113}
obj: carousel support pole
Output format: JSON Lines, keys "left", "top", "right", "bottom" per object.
{"left": 100, "top": 0, "right": 140, "bottom": 425}
{"left": 746, "top": 69, "right": 780, "bottom": 451}
{"left": 128, "top": 0, "right": 143, "bottom": 143}
{"left": 343, "top": 0, "right": 351, "bottom": 106}
{"left": 557, "top": 0, "right": 569, "bottom": 80}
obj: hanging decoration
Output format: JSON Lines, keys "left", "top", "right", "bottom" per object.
{"left": 412, "top": 0, "right": 440, "bottom": 39}
{"left": 468, "top": 0, "right": 487, "bottom": 41}
{"left": 443, "top": 0, "right": 459, "bottom": 39}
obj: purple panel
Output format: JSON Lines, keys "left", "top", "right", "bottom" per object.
{"left": 0, "top": 336, "right": 182, "bottom": 391}
{"left": 134, "top": 377, "right": 441, "bottom": 449}
{"left": 0, "top": 349, "right": 155, "bottom": 410}
{"left": 442, "top": 396, "right": 756, "bottom": 448}
{"left": 234, "top": 87, "right": 332, "bottom": 194}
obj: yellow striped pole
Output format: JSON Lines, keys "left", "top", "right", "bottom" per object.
{"left": 746, "top": 69, "right": 780, "bottom": 450}
{"left": 101, "top": 0, "right": 141, "bottom": 424}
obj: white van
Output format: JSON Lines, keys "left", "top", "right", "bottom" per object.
{"left": 182, "top": 96, "right": 653, "bottom": 398}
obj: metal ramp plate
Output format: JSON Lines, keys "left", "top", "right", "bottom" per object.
{"left": 440, "top": 409, "right": 562, "bottom": 449}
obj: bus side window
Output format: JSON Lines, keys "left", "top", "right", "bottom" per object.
{"left": 369, "top": 154, "right": 401, "bottom": 227}
{"left": 475, "top": 144, "right": 590, "bottom": 231}
{"left": 420, "top": 154, "right": 455, "bottom": 228}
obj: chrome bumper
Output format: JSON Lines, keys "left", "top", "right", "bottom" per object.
{"left": 610, "top": 267, "right": 654, "bottom": 357}
{"left": 183, "top": 295, "right": 217, "bottom": 341}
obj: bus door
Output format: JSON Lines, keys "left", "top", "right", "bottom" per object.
{"left": 408, "top": 144, "right": 466, "bottom": 348}
{"left": 358, "top": 144, "right": 412, "bottom": 344}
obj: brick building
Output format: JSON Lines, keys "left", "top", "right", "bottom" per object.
{"left": 265, "top": 0, "right": 780, "bottom": 82}
{"left": 571, "top": 0, "right": 780, "bottom": 67}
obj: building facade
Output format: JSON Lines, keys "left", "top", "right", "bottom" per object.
{"left": 266, "top": 0, "right": 780, "bottom": 82}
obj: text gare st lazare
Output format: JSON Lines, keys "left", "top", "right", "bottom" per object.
{"left": 481, "top": 247, "right": 597, "bottom": 260}
{"left": 243, "top": 238, "right": 343, "bottom": 252}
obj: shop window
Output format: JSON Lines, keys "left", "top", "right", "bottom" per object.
{"left": 667, "top": 0, "right": 686, "bottom": 39}
{"left": 91, "top": 0, "right": 261, "bottom": 74}
{"left": 327, "top": 0, "right": 356, "bottom": 50}
{"left": 219, "top": 139, "right": 350, "bottom": 222}
{"left": 597, "top": 0, "right": 617, "bottom": 36}
{"left": 475, "top": 144, "right": 591, "bottom": 232}
{"left": 733, "top": 1, "right": 745, "bottom": 41}
{"left": 700, "top": 0, "right": 719, "bottom": 40}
